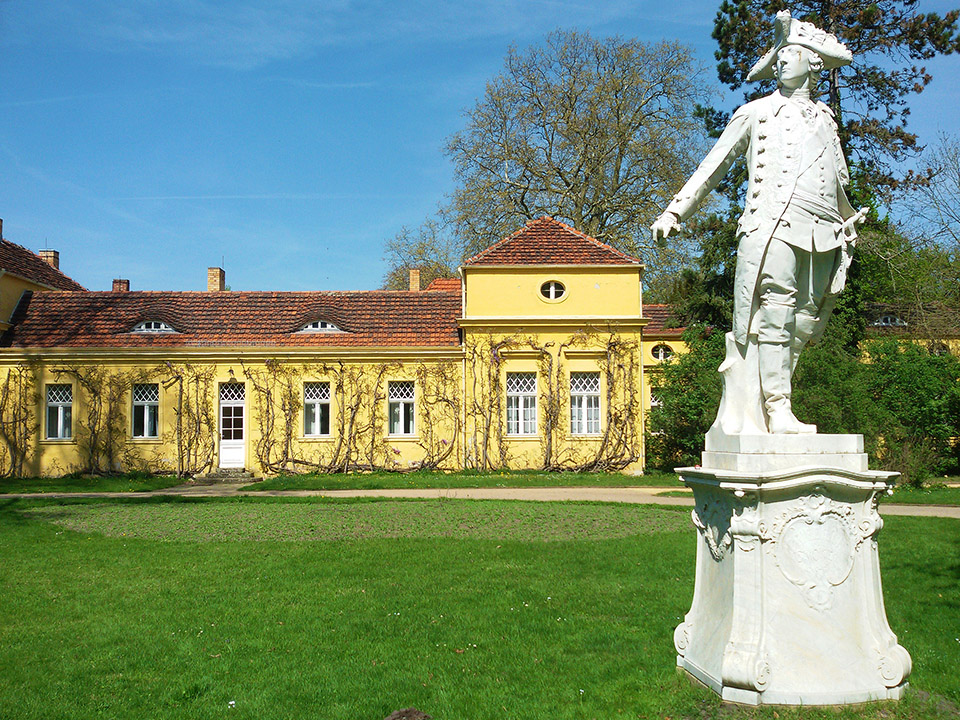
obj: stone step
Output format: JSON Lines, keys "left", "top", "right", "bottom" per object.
{"left": 193, "top": 469, "right": 259, "bottom": 484}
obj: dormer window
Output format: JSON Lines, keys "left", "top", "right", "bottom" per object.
{"left": 132, "top": 321, "right": 176, "bottom": 334}
{"left": 298, "top": 320, "right": 343, "bottom": 333}
{"left": 873, "top": 314, "right": 907, "bottom": 328}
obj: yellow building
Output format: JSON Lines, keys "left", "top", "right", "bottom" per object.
{"left": 0, "top": 217, "right": 680, "bottom": 477}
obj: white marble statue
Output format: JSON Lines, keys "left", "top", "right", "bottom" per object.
{"left": 652, "top": 10, "right": 868, "bottom": 435}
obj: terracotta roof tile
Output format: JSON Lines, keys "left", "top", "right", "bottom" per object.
{"left": 425, "top": 277, "right": 461, "bottom": 292}
{"left": 643, "top": 304, "right": 685, "bottom": 337}
{"left": 0, "top": 240, "right": 86, "bottom": 291}
{"left": 463, "top": 217, "right": 641, "bottom": 267}
{"left": 2, "top": 290, "right": 462, "bottom": 349}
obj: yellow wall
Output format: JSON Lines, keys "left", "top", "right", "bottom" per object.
{"left": 463, "top": 266, "right": 642, "bottom": 318}
{"left": 0, "top": 263, "right": 673, "bottom": 477}
{"left": 0, "top": 274, "right": 45, "bottom": 327}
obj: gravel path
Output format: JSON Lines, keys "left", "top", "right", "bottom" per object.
{"left": 1, "top": 484, "right": 958, "bottom": 518}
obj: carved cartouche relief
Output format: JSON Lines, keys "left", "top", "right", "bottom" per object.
{"left": 759, "top": 492, "right": 882, "bottom": 611}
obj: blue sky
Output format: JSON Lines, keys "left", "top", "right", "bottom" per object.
{"left": 2, "top": 1, "right": 958, "bottom": 292}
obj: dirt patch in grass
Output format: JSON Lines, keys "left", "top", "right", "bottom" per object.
{"left": 23, "top": 499, "right": 692, "bottom": 543}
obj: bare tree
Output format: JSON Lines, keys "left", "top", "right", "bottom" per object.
{"left": 443, "top": 30, "right": 711, "bottom": 289}
{"left": 381, "top": 211, "right": 462, "bottom": 290}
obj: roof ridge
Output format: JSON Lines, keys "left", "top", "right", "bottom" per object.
{"left": 0, "top": 238, "right": 87, "bottom": 291}
{"left": 463, "top": 216, "right": 641, "bottom": 267}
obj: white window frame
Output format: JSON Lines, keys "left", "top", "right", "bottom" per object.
{"left": 303, "top": 382, "right": 331, "bottom": 437}
{"left": 539, "top": 280, "right": 566, "bottom": 301}
{"left": 298, "top": 320, "right": 342, "bottom": 333}
{"left": 388, "top": 381, "right": 415, "bottom": 436}
{"left": 131, "top": 383, "right": 160, "bottom": 439}
{"left": 570, "top": 372, "right": 601, "bottom": 435}
{"left": 651, "top": 343, "right": 674, "bottom": 361}
{"left": 132, "top": 320, "right": 176, "bottom": 333}
{"left": 46, "top": 384, "right": 73, "bottom": 440}
{"left": 506, "top": 372, "right": 538, "bottom": 436}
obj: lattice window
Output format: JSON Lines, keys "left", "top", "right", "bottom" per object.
{"left": 506, "top": 372, "right": 537, "bottom": 435}
{"left": 46, "top": 384, "right": 72, "bottom": 440}
{"left": 304, "top": 382, "right": 330, "bottom": 401}
{"left": 132, "top": 383, "right": 159, "bottom": 404}
{"left": 389, "top": 381, "right": 415, "bottom": 401}
{"left": 220, "top": 383, "right": 245, "bottom": 403}
{"left": 388, "top": 381, "right": 415, "bottom": 435}
{"left": 132, "top": 383, "right": 160, "bottom": 438}
{"left": 47, "top": 384, "right": 72, "bottom": 404}
{"left": 132, "top": 320, "right": 176, "bottom": 333}
{"left": 570, "top": 372, "right": 601, "bottom": 435}
{"left": 304, "top": 382, "right": 331, "bottom": 436}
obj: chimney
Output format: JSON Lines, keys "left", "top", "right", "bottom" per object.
{"left": 208, "top": 266, "right": 225, "bottom": 292}
{"left": 408, "top": 268, "right": 421, "bottom": 292}
{"left": 39, "top": 249, "right": 60, "bottom": 269}
{"left": 112, "top": 278, "right": 130, "bottom": 292}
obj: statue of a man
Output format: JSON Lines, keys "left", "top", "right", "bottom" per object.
{"left": 652, "top": 11, "right": 867, "bottom": 435}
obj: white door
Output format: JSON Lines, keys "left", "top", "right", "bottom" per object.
{"left": 219, "top": 383, "right": 245, "bottom": 468}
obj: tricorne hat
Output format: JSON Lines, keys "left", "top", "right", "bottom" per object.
{"left": 747, "top": 10, "right": 852, "bottom": 82}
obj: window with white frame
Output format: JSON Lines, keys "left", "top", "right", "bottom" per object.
{"left": 506, "top": 372, "right": 537, "bottom": 435}
{"left": 539, "top": 280, "right": 566, "bottom": 301}
{"left": 132, "top": 383, "right": 160, "bottom": 438}
{"left": 131, "top": 320, "right": 176, "bottom": 333}
{"left": 46, "top": 384, "right": 72, "bottom": 440}
{"left": 388, "top": 381, "right": 415, "bottom": 435}
{"left": 651, "top": 343, "right": 674, "bottom": 361}
{"left": 298, "top": 320, "right": 342, "bottom": 333}
{"left": 304, "top": 382, "right": 331, "bottom": 436}
{"left": 570, "top": 372, "right": 601, "bottom": 435}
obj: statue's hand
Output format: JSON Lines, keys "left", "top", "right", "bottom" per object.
{"left": 651, "top": 211, "right": 680, "bottom": 246}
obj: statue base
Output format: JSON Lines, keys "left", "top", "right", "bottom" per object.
{"left": 674, "top": 432, "right": 911, "bottom": 705}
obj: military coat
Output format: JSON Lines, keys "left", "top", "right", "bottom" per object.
{"left": 664, "top": 90, "right": 857, "bottom": 345}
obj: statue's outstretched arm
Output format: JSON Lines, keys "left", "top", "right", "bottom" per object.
{"left": 652, "top": 107, "right": 753, "bottom": 242}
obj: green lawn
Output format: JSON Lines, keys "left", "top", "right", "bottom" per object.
{"left": 884, "top": 484, "right": 960, "bottom": 506}
{"left": 0, "top": 473, "right": 181, "bottom": 494}
{"left": 248, "top": 468, "right": 681, "bottom": 492}
{"left": 1, "top": 496, "right": 957, "bottom": 719}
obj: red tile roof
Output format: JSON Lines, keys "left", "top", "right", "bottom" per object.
{"left": 464, "top": 217, "right": 641, "bottom": 267}
{"left": 643, "top": 304, "right": 684, "bottom": 337}
{"left": 0, "top": 240, "right": 86, "bottom": 291}
{"left": 424, "top": 277, "right": 461, "bottom": 292}
{"left": 2, "top": 290, "right": 462, "bottom": 349}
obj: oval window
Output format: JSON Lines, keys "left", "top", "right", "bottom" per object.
{"left": 652, "top": 344, "right": 673, "bottom": 361}
{"left": 540, "top": 280, "right": 566, "bottom": 301}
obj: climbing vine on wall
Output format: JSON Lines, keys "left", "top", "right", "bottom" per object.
{"left": 51, "top": 364, "right": 144, "bottom": 475}
{"left": 158, "top": 362, "right": 217, "bottom": 477}
{"left": 241, "top": 359, "right": 462, "bottom": 475}
{"left": 0, "top": 363, "right": 39, "bottom": 477}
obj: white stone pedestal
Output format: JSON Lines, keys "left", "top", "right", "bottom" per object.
{"left": 674, "top": 432, "right": 911, "bottom": 705}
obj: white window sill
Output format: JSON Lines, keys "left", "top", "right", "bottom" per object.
{"left": 386, "top": 435, "right": 419, "bottom": 441}
{"left": 40, "top": 438, "right": 75, "bottom": 444}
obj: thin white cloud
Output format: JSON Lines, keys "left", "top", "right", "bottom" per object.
{"left": 4, "top": 0, "right": 704, "bottom": 70}
{"left": 112, "top": 193, "right": 423, "bottom": 201}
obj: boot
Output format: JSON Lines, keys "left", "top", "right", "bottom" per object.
{"left": 759, "top": 340, "right": 816, "bottom": 434}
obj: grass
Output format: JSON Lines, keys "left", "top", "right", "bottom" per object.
{"left": 0, "top": 473, "right": 181, "bottom": 494}
{"left": 883, "top": 483, "right": 960, "bottom": 506}
{"left": 1, "top": 496, "right": 958, "bottom": 719}
{"left": 248, "top": 468, "right": 682, "bottom": 492}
